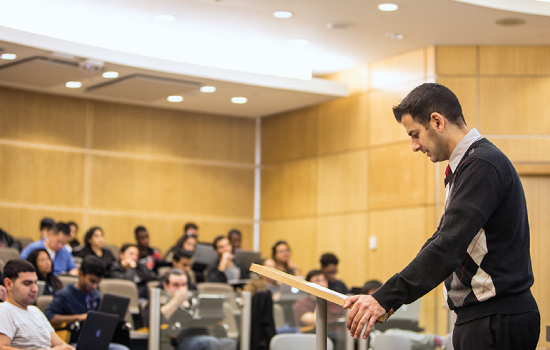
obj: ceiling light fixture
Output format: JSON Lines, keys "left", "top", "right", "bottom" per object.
{"left": 288, "top": 39, "right": 309, "bottom": 47}
{"left": 231, "top": 97, "right": 247, "bottom": 104}
{"left": 167, "top": 95, "right": 183, "bottom": 102}
{"left": 385, "top": 32, "right": 404, "bottom": 40}
{"left": 102, "top": 71, "right": 119, "bottom": 78}
{"left": 155, "top": 14, "right": 176, "bottom": 22}
{"left": 378, "top": 3, "right": 398, "bottom": 11}
{"left": 200, "top": 86, "right": 216, "bottom": 93}
{"left": 0, "top": 53, "right": 17, "bottom": 60}
{"left": 273, "top": 11, "right": 292, "bottom": 19}
{"left": 66, "top": 81, "right": 82, "bottom": 88}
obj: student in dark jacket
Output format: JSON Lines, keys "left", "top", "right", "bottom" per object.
{"left": 73, "top": 226, "right": 116, "bottom": 278}
{"left": 320, "top": 253, "right": 348, "bottom": 295}
{"left": 110, "top": 243, "right": 158, "bottom": 299}
{"left": 26, "top": 248, "right": 63, "bottom": 295}
{"left": 206, "top": 235, "right": 248, "bottom": 284}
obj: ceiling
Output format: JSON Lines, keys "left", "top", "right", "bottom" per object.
{"left": 0, "top": 0, "right": 549, "bottom": 118}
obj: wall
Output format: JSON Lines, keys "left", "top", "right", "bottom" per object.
{"left": 0, "top": 87, "right": 257, "bottom": 253}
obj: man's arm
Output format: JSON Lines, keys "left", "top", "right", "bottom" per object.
{"left": 0, "top": 333, "right": 73, "bottom": 350}
{"left": 49, "top": 331, "right": 74, "bottom": 349}
{"left": 49, "top": 314, "right": 87, "bottom": 328}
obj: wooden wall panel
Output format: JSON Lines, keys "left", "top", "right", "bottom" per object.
{"left": 317, "top": 150, "right": 368, "bottom": 214}
{"left": 0, "top": 207, "right": 84, "bottom": 240}
{"left": 0, "top": 145, "right": 85, "bottom": 207}
{"left": 480, "top": 77, "right": 550, "bottom": 135}
{"left": 436, "top": 77, "right": 478, "bottom": 129}
{"left": 261, "top": 159, "right": 317, "bottom": 220}
{"left": 316, "top": 213, "right": 368, "bottom": 287}
{"left": 370, "top": 48, "right": 427, "bottom": 89}
{"left": 0, "top": 87, "right": 87, "bottom": 148}
{"left": 318, "top": 94, "right": 368, "bottom": 154}
{"left": 480, "top": 46, "right": 550, "bottom": 75}
{"left": 369, "top": 143, "right": 434, "bottom": 209}
{"left": 259, "top": 218, "right": 316, "bottom": 276}
{"left": 89, "top": 155, "right": 254, "bottom": 217}
{"left": 261, "top": 106, "right": 319, "bottom": 164}
{"left": 491, "top": 139, "right": 550, "bottom": 163}
{"left": 323, "top": 64, "right": 369, "bottom": 95}
{"left": 436, "top": 46, "right": 477, "bottom": 75}
{"left": 92, "top": 101, "right": 255, "bottom": 163}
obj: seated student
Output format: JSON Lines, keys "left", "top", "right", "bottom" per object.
{"left": 20, "top": 222, "right": 77, "bottom": 276}
{"left": 206, "top": 236, "right": 248, "bottom": 284}
{"left": 134, "top": 226, "right": 162, "bottom": 271}
{"left": 110, "top": 243, "right": 158, "bottom": 299}
{"left": 164, "top": 234, "right": 197, "bottom": 263}
{"left": 26, "top": 248, "right": 63, "bottom": 296}
{"left": 320, "top": 253, "right": 348, "bottom": 295}
{"left": 67, "top": 221, "right": 81, "bottom": 251}
{"left": 44, "top": 256, "right": 129, "bottom": 350}
{"left": 0, "top": 259, "right": 73, "bottom": 350}
{"left": 227, "top": 229, "right": 242, "bottom": 253}
{"left": 38, "top": 217, "right": 56, "bottom": 241}
{"left": 272, "top": 241, "right": 302, "bottom": 276}
{"left": 73, "top": 227, "right": 116, "bottom": 278}
{"left": 143, "top": 269, "right": 235, "bottom": 350}
{"left": 244, "top": 258, "right": 280, "bottom": 301}
{"left": 0, "top": 270, "right": 6, "bottom": 302}
{"left": 172, "top": 249, "right": 197, "bottom": 287}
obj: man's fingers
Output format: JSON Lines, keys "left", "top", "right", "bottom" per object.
{"left": 353, "top": 312, "right": 370, "bottom": 339}
{"left": 363, "top": 313, "right": 378, "bottom": 339}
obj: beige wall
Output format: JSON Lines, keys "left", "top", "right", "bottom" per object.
{"left": 0, "top": 87, "right": 256, "bottom": 253}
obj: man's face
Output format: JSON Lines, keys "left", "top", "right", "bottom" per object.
{"left": 173, "top": 257, "right": 192, "bottom": 273}
{"left": 69, "top": 225, "right": 77, "bottom": 241}
{"left": 309, "top": 274, "right": 328, "bottom": 289}
{"left": 185, "top": 228, "right": 198, "bottom": 238}
{"left": 136, "top": 231, "right": 149, "bottom": 248}
{"left": 46, "top": 232, "right": 70, "bottom": 252}
{"left": 121, "top": 246, "right": 139, "bottom": 263}
{"left": 5, "top": 272, "right": 39, "bottom": 308}
{"left": 183, "top": 237, "right": 197, "bottom": 252}
{"left": 163, "top": 274, "right": 188, "bottom": 298}
{"left": 321, "top": 263, "right": 338, "bottom": 283}
{"left": 78, "top": 273, "right": 101, "bottom": 294}
{"left": 401, "top": 114, "right": 449, "bottom": 163}
{"left": 215, "top": 238, "right": 232, "bottom": 255}
{"left": 229, "top": 233, "right": 241, "bottom": 249}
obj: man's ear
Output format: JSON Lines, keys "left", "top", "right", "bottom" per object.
{"left": 430, "top": 112, "right": 446, "bottom": 132}
{"left": 4, "top": 277, "right": 13, "bottom": 291}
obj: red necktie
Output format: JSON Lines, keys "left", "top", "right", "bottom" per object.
{"left": 445, "top": 165, "right": 451, "bottom": 177}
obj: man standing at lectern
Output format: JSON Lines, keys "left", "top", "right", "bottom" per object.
{"left": 345, "top": 83, "right": 539, "bottom": 350}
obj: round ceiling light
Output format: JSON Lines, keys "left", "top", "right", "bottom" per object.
{"left": 378, "top": 3, "right": 398, "bottom": 11}
{"left": 66, "top": 81, "right": 82, "bottom": 88}
{"left": 167, "top": 96, "right": 183, "bottom": 102}
{"left": 102, "top": 71, "right": 119, "bottom": 78}
{"left": 0, "top": 53, "right": 16, "bottom": 60}
{"left": 273, "top": 11, "right": 292, "bottom": 19}
{"left": 200, "top": 86, "right": 216, "bottom": 93}
{"left": 231, "top": 97, "right": 247, "bottom": 104}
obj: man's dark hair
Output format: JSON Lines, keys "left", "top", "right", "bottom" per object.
{"left": 83, "top": 226, "right": 102, "bottom": 248}
{"left": 3, "top": 259, "right": 36, "bottom": 281}
{"left": 80, "top": 255, "right": 105, "bottom": 277}
{"left": 320, "top": 253, "right": 339, "bottom": 267}
{"left": 271, "top": 240, "right": 289, "bottom": 260}
{"left": 56, "top": 222, "right": 70, "bottom": 237}
{"left": 361, "top": 280, "right": 383, "bottom": 295}
{"left": 392, "top": 83, "right": 466, "bottom": 128}
{"left": 227, "top": 229, "right": 241, "bottom": 239}
{"left": 162, "top": 268, "right": 185, "bottom": 286}
{"left": 120, "top": 243, "right": 138, "bottom": 253}
{"left": 305, "top": 269, "right": 324, "bottom": 282}
{"left": 67, "top": 221, "right": 78, "bottom": 229}
{"left": 173, "top": 249, "right": 193, "bottom": 262}
{"left": 183, "top": 222, "right": 198, "bottom": 233}
{"left": 134, "top": 226, "right": 147, "bottom": 238}
{"left": 212, "top": 235, "right": 227, "bottom": 250}
{"left": 40, "top": 217, "right": 56, "bottom": 232}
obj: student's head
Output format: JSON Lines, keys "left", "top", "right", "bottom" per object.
{"left": 67, "top": 221, "right": 78, "bottom": 242}
{"left": 361, "top": 280, "right": 383, "bottom": 295}
{"left": 162, "top": 269, "right": 188, "bottom": 298}
{"left": 84, "top": 226, "right": 105, "bottom": 250}
{"left": 183, "top": 222, "right": 198, "bottom": 238}
{"left": 272, "top": 241, "right": 291, "bottom": 264}
{"left": 213, "top": 235, "right": 232, "bottom": 255}
{"left": 134, "top": 226, "right": 149, "bottom": 248}
{"left": 175, "top": 234, "right": 197, "bottom": 252}
{"left": 305, "top": 269, "right": 327, "bottom": 288}
{"left": 45, "top": 222, "right": 70, "bottom": 252}
{"left": 320, "top": 253, "right": 339, "bottom": 283}
{"left": 172, "top": 249, "right": 193, "bottom": 273}
{"left": 227, "top": 229, "right": 242, "bottom": 250}
{"left": 40, "top": 217, "right": 56, "bottom": 240}
{"left": 119, "top": 243, "right": 139, "bottom": 263}
{"left": 3, "top": 259, "right": 38, "bottom": 308}
{"left": 78, "top": 255, "right": 104, "bottom": 294}
{"left": 26, "top": 248, "right": 53, "bottom": 277}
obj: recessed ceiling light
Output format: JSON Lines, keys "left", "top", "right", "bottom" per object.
{"left": 288, "top": 39, "right": 309, "bottom": 47}
{"left": 273, "top": 11, "right": 292, "bottom": 19}
{"left": 102, "top": 71, "right": 119, "bottom": 79}
{"left": 200, "top": 86, "right": 216, "bottom": 93}
{"left": 378, "top": 3, "right": 398, "bottom": 11}
{"left": 0, "top": 53, "right": 16, "bottom": 60}
{"left": 385, "top": 32, "right": 404, "bottom": 40}
{"left": 155, "top": 14, "right": 176, "bottom": 22}
{"left": 66, "top": 81, "right": 82, "bottom": 88}
{"left": 326, "top": 22, "right": 352, "bottom": 29}
{"left": 167, "top": 96, "right": 183, "bottom": 102}
{"left": 231, "top": 97, "right": 247, "bottom": 104}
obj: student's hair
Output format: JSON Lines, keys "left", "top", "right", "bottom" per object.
{"left": 162, "top": 268, "right": 186, "bottom": 286}
{"left": 392, "top": 83, "right": 466, "bottom": 128}
{"left": 173, "top": 249, "right": 193, "bottom": 262}
{"left": 3, "top": 259, "right": 36, "bottom": 281}
{"left": 40, "top": 217, "right": 56, "bottom": 232}
{"left": 212, "top": 235, "right": 227, "bottom": 250}
{"left": 26, "top": 248, "right": 63, "bottom": 292}
{"left": 120, "top": 243, "right": 138, "bottom": 253}
{"left": 305, "top": 269, "right": 324, "bottom": 282}
{"left": 83, "top": 226, "right": 103, "bottom": 249}
{"left": 56, "top": 222, "right": 71, "bottom": 237}
{"left": 227, "top": 229, "right": 241, "bottom": 239}
{"left": 174, "top": 234, "right": 196, "bottom": 251}
{"left": 183, "top": 222, "right": 198, "bottom": 233}
{"left": 67, "top": 221, "right": 78, "bottom": 229}
{"left": 134, "top": 226, "right": 147, "bottom": 238}
{"left": 320, "top": 253, "right": 339, "bottom": 267}
{"left": 361, "top": 280, "right": 383, "bottom": 295}
{"left": 271, "top": 240, "right": 290, "bottom": 260}
{"left": 80, "top": 255, "right": 105, "bottom": 277}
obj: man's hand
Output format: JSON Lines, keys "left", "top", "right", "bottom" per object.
{"left": 121, "top": 258, "right": 136, "bottom": 269}
{"left": 51, "top": 345, "right": 75, "bottom": 350}
{"left": 344, "top": 294, "right": 387, "bottom": 339}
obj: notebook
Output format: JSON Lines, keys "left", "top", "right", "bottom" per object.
{"left": 75, "top": 311, "right": 119, "bottom": 350}
{"left": 234, "top": 250, "right": 261, "bottom": 271}
{"left": 97, "top": 293, "right": 130, "bottom": 320}
{"left": 194, "top": 294, "right": 226, "bottom": 320}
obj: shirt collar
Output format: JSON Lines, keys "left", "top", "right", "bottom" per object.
{"left": 448, "top": 128, "right": 483, "bottom": 173}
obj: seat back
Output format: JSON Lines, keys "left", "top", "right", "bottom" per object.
{"left": 99, "top": 278, "right": 140, "bottom": 327}
{"left": 103, "top": 244, "right": 119, "bottom": 260}
{"left": 222, "top": 301, "right": 239, "bottom": 340}
{"left": 0, "top": 259, "right": 5, "bottom": 274}
{"left": 273, "top": 303, "right": 286, "bottom": 329}
{"left": 197, "top": 282, "right": 237, "bottom": 308}
{"left": 0, "top": 247, "right": 20, "bottom": 262}
{"left": 36, "top": 295, "right": 54, "bottom": 313}
{"left": 16, "top": 237, "right": 34, "bottom": 250}
{"left": 371, "top": 333, "right": 412, "bottom": 350}
{"left": 58, "top": 275, "right": 78, "bottom": 288}
{"left": 270, "top": 333, "right": 333, "bottom": 350}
